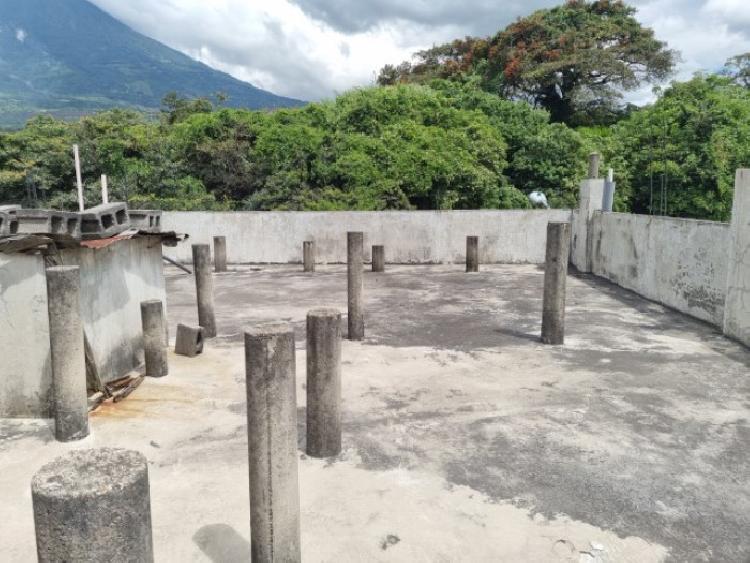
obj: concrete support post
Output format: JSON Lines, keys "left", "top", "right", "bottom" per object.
{"left": 140, "top": 300, "right": 168, "bottom": 378}
{"left": 213, "top": 236, "right": 227, "bottom": 273}
{"left": 347, "top": 232, "right": 364, "bottom": 340}
{"left": 572, "top": 179, "right": 605, "bottom": 273}
{"left": 466, "top": 236, "right": 479, "bottom": 272}
{"left": 45, "top": 266, "right": 88, "bottom": 442}
{"left": 602, "top": 168, "right": 616, "bottom": 212}
{"left": 192, "top": 244, "right": 216, "bottom": 338}
{"left": 244, "top": 324, "right": 301, "bottom": 563}
{"left": 32, "top": 448, "right": 154, "bottom": 563}
{"left": 306, "top": 308, "right": 342, "bottom": 457}
{"left": 723, "top": 169, "right": 750, "bottom": 347}
{"left": 372, "top": 245, "right": 385, "bottom": 272}
{"left": 588, "top": 152, "right": 601, "bottom": 179}
{"left": 542, "top": 222, "right": 571, "bottom": 345}
{"left": 303, "top": 240, "right": 316, "bottom": 272}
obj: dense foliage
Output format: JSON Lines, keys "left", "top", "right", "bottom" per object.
{"left": 0, "top": 83, "right": 591, "bottom": 212}
{"left": 378, "top": 0, "right": 675, "bottom": 125}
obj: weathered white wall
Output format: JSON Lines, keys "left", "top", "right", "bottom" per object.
{"left": 724, "top": 169, "right": 750, "bottom": 346}
{"left": 0, "top": 237, "right": 166, "bottom": 417}
{"left": 591, "top": 212, "right": 730, "bottom": 326}
{"left": 0, "top": 253, "right": 52, "bottom": 417}
{"left": 161, "top": 210, "right": 573, "bottom": 264}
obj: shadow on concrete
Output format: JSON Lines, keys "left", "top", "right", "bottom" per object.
{"left": 193, "top": 523, "right": 250, "bottom": 562}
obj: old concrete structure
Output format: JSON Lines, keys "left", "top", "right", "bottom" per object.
{"left": 213, "top": 236, "right": 227, "bottom": 273}
{"left": 192, "top": 244, "right": 217, "bottom": 338}
{"left": 306, "top": 308, "right": 343, "bottom": 457}
{"left": 45, "top": 266, "right": 88, "bottom": 442}
{"left": 0, "top": 236, "right": 166, "bottom": 418}
{"left": 541, "top": 223, "right": 571, "bottom": 345}
{"left": 174, "top": 324, "right": 204, "bottom": 357}
{"left": 724, "top": 169, "right": 750, "bottom": 347}
{"left": 244, "top": 324, "right": 301, "bottom": 562}
{"left": 466, "top": 236, "right": 479, "bottom": 272}
{"left": 571, "top": 178, "right": 605, "bottom": 273}
{"left": 141, "top": 300, "right": 168, "bottom": 378}
{"left": 31, "top": 448, "right": 153, "bottom": 562}
{"left": 347, "top": 232, "right": 365, "bottom": 340}
{"left": 588, "top": 152, "right": 601, "bottom": 179}
{"left": 371, "top": 244, "right": 385, "bottom": 272}
{"left": 303, "top": 240, "right": 316, "bottom": 272}
{"left": 79, "top": 202, "right": 130, "bottom": 240}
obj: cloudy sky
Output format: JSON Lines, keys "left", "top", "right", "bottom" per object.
{"left": 89, "top": 0, "right": 750, "bottom": 103}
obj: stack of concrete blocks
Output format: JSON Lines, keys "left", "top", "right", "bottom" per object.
{"left": 129, "top": 210, "right": 162, "bottom": 234}
{"left": 13, "top": 210, "right": 81, "bottom": 239}
{"left": 79, "top": 203, "right": 130, "bottom": 240}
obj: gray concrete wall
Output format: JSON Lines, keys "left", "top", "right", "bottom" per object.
{"left": 591, "top": 212, "right": 730, "bottom": 326}
{"left": 724, "top": 169, "right": 750, "bottom": 346}
{"left": 0, "top": 237, "right": 166, "bottom": 417}
{"left": 161, "top": 210, "right": 573, "bottom": 264}
{"left": 0, "top": 253, "right": 52, "bottom": 417}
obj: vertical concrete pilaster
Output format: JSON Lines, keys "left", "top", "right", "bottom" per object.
{"left": 372, "top": 245, "right": 385, "bottom": 272}
{"left": 466, "top": 236, "right": 479, "bottom": 272}
{"left": 572, "top": 179, "right": 605, "bottom": 273}
{"left": 303, "top": 241, "right": 316, "bottom": 272}
{"left": 724, "top": 169, "right": 750, "bottom": 346}
{"left": 244, "top": 323, "right": 301, "bottom": 562}
{"left": 213, "top": 236, "right": 227, "bottom": 273}
{"left": 45, "top": 266, "right": 88, "bottom": 442}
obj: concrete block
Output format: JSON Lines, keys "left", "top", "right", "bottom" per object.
{"left": 174, "top": 323, "right": 204, "bottom": 357}
{"left": 0, "top": 204, "right": 21, "bottom": 213}
{"left": 0, "top": 211, "right": 18, "bottom": 236}
{"left": 129, "top": 209, "right": 162, "bottom": 233}
{"left": 79, "top": 202, "right": 130, "bottom": 240}
{"left": 31, "top": 448, "right": 154, "bottom": 562}
{"left": 13, "top": 209, "right": 81, "bottom": 239}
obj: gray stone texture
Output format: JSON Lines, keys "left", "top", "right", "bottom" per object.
{"left": 79, "top": 202, "right": 130, "bottom": 240}
{"left": 213, "top": 236, "right": 227, "bottom": 273}
{"left": 372, "top": 245, "right": 385, "bottom": 272}
{"left": 192, "top": 244, "right": 217, "bottom": 338}
{"left": 244, "top": 323, "right": 301, "bottom": 563}
{"left": 466, "top": 236, "right": 479, "bottom": 272}
{"left": 306, "top": 308, "right": 342, "bottom": 457}
{"left": 723, "top": 169, "right": 750, "bottom": 346}
{"left": 347, "top": 232, "right": 365, "bottom": 340}
{"left": 140, "top": 300, "right": 168, "bottom": 378}
{"left": 45, "top": 266, "right": 89, "bottom": 441}
{"left": 129, "top": 209, "right": 162, "bottom": 233}
{"left": 0, "top": 210, "right": 18, "bottom": 235}
{"left": 174, "top": 323, "right": 204, "bottom": 357}
{"left": 14, "top": 209, "right": 81, "bottom": 239}
{"left": 303, "top": 240, "right": 316, "bottom": 272}
{"left": 542, "top": 222, "right": 571, "bottom": 345}
{"left": 31, "top": 448, "right": 154, "bottom": 563}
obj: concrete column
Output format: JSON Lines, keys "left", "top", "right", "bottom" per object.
{"left": 372, "top": 245, "right": 385, "bottom": 272}
{"left": 303, "top": 240, "right": 316, "bottom": 272}
{"left": 347, "top": 232, "right": 364, "bottom": 340}
{"left": 571, "top": 179, "right": 605, "bottom": 273}
{"left": 45, "top": 266, "right": 88, "bottom": 442}
{"left": 32, "top": 448, "right": 153, "bottom": 563}
{"left": 723, "top": 169, "right": 750, "bottom": 347}
{"left": 213, "top": 236, "right": 227, "bottom": 273}
{"left": 306, "top": 308, "right": 342, "bottom": 457}
{"left": 192, "top": 244, "right": 217, "bottom": 338}
{"left": 602, "top": 168, "right": 616, "bottom": 212}
{"left": 244, "top": 323, "right": 301, "bottom": 562}
{"left": 588, "top": 152, "right": 601, "bottom": 179}
{"left": 542, "top": 222, "right": 571, "bottom": 345}
{"left": 466, "top": 236, "right": 479, "bottom": 272}
{"left": 140, "top": 300, "right": 168, "bottom": 378}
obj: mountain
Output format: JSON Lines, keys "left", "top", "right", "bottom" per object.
{"left": 0, "top": 0, "right": 304, "bottom": 128}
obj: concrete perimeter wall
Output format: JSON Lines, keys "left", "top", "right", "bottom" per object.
{"left": 161, "top": 210, "right": 573, "bottom": 264}
{"left": 590, "top": 213, "right": 730, "bottom": 326}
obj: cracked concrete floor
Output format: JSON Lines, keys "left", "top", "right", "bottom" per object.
{"left": 1, "top": 264, "right": 749, "bottom": 562}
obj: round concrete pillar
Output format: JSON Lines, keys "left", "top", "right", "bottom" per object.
{"left": 306, "top": 308, "right": 342, "bottom": 457}
{"left": 45, "top": 266, "right": 88, "bottom": 442}
{"left": 31, "top": 448, "right": 154, "bottom": 563}
{"left": 192, "top": 244, "right": 217, "bottom": 338}
{"left": 347, "top": 232, "right": 364, "bottom": 340}
{"left": 466, "top": 236, "right": 479, "bottom": 273}
{"left": 372, "top": 245, "right": 385, "bottom": 273}
{"left": 213, "top": 236, "right": 227, "bottom": 272}
{"left": 588, "top": 152, "right": 601, "bottom": 179}
{"left": 244, "top": 323, "right": 301, "bottom": 562}
{"left": 140, "top": 300, "right": 168, "bottom": 377}
{"left": 541, "top": 222, "right": 571, "bottom": 345}
{"left": 303, "top": 240, "right": 316, "bottom": 272}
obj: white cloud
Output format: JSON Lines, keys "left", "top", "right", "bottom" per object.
{"left": 88, "top": 0, "right": 750, "bottom": 104}
{"left": 15, "top": 28, "right": 26, "bottom": 42}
